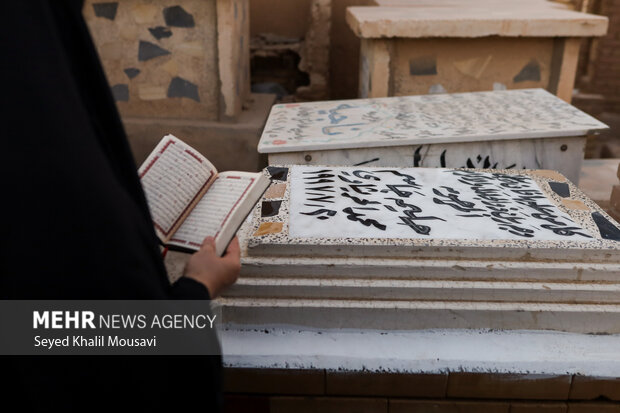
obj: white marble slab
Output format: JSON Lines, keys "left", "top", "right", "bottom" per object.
{"left": 289, "top": 166, "right": 590, "bottom": 241}
{"left": 248, "top": 165, "right": 620, "bottom": 261}
{"left": 258, "top": 89, "right": 607, "bottom": 153}
{"left": 215, "top": 165, "right": 620, "bottom": 334}
{"left": 222, "top": 326, "right": 620, "bottom": 376}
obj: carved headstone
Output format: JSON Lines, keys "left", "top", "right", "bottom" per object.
{"left": 258, "top": 89, "right": 608, "bottom": 183}
{"left": 247, "top": 165, "right": 620, "bottom": 262}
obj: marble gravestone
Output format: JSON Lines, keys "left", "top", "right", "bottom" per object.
{"left": 215, "top": 165, "right": 620, "bottom": 333}
{"left": 289, "top": 167, "right": 592, "bottom": 242}
{"left": 258, "top": 89, "right": 608, "bottom": 184}
{"left": 249, "top": 165, "right": 620, "bottom": 260}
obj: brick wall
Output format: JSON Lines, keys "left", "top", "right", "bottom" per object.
{"left": 587, "top": 0, "right": 620, "bottom": 96}
{"left": 575, "top": 0, "right": 620, "bottom": 116}
{"left": 223, "top": 368, "right": 620, "bottom": 413}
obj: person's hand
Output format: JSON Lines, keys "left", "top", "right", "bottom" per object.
{"left": 183, "top": 236, "right": 241, "bottom": 298}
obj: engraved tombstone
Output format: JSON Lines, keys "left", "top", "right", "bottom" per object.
{"left": 258, "top": 89, "right": 608, "bottom": 184}
{"left": 217, "top": 165, "right": 620, "bottom": 333}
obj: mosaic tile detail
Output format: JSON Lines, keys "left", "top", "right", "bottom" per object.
{"left": 111, "top": 84, "right": 129, "bottom": 101}
{"left": 266, "top": 167, "right": 289, "bottom": 181}
{"left": 261, "top": 201, "right": 282, "bottom": 217}
{"left": 530, "top": 170, "right": 567, "bottom": 182}
{"left": 548, "top": 181, "right": 570, "bottom": 198}
{"left": 138, "top": 40, "right": 171, "bottom": 61}
{"left": 514, "top": 60, "right": 541, "bottom": 83}
{"left": 163, "top": 5, "right": 195, "bottom": 27}
{"left": 93, "top": 2, "right": 118, "bottom": 20}
{"left": 149, "top": 26, "right": 173, "bottom": 40}
{"left": 253, "top": 222, "right": 284, "bottom": 237}
{"left": 592, "top": 212, "right": 620, "bottom": 241}
{"left": 123, "top": 67, "right": 141, "bottom": 79}
{"left": 167, "top": 76, "right": 199, "bottom": 102}
{"left": 561, "top": 199, "right": 589, "bottom": 211}
{"left": 264, "top": 183, "right": 287, "bottom": 199}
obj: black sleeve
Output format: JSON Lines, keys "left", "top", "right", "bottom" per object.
{"left": 0, "top": 0, "right": 188, "bottom": 301}
{"left": 170, "top": 277, "right": 212, "bottom": 300}
{"left": 0, "top": 1, "right": 222, "bottom": 411}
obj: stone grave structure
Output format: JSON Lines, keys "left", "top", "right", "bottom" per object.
{"left": 610, "top": 162, "right": 620, "bottom": 222}
{"left": 217, "top": 165, "right": 620, "bottom": 333}
{"left": 345, "top": 1, "right": 608, "bottom": 102}
{"left": 83, "top": 0, "right": 273, "bottom": 171}
{"left": 578, "top": 158, "right": 620, "bottom": 212}
{"left": 258, "top": 89, "right": 608, "bottom": 184}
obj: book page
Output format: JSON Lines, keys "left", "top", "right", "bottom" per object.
{"left": 169, "top": 173, "right": 258, "bottom": 250}
{"left": 139, "top": 135, "right": 217, "bottom": 240}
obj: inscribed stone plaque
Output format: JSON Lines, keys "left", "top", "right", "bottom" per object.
{"left": 247, "top": 166, "right": 620, "bottom": 261}
{"left": 258, "top": 89, "right": 607, "bottom": 153}
{"left": 289, "top": 166, "right": 591, "bottom": 241}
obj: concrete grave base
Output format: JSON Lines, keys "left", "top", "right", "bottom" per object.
{"left": 218, "top": 298, "right": 620, "bottom": 334}
{"left": 221, "top": 327, "right": 620, "bottom": 412}
{"left": 346, "top": 3, "right": 608, "bottom": 102}
{"left": 125, "top": 93, "right": 275, "bottom": 172}
{"left": 208, "top": 164, "right": 620, "bottom": 334}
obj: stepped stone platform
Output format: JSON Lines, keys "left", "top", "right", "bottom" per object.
{"left": 162, "top": 164, "right": 620, "bottom": 407}
{"left": 215, "top": 165, "right": 620, "bottom": 333}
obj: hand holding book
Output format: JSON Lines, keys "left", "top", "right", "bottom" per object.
{"left": 139, "top": 134, "right": 271, "bottom": 256}
{"left": 184, "top": 236, "right": 241, "bottom": 298}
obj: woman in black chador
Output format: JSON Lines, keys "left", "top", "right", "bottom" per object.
{"left": 0, "top": 1, "right": 238, "bottom": 411}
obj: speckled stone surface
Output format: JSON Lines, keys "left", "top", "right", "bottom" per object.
{"left": 247, "top": 166, "right": 620, "bottom": 262}
{"left": 84, "top": 0, "right": 251, "bottom": 120}
{"left": 84, "top": 0, "right": 219, "bottom": 119}
{"left": 258, "top": 89, "right": 607, "bottom": 153}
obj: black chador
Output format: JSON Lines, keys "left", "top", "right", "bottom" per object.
{"left": 1, "top": 1, "right": 222, "bottom": 411}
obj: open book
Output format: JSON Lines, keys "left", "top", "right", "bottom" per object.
{"left": 138, "top": 134, "right": 271, "bottom": 256}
